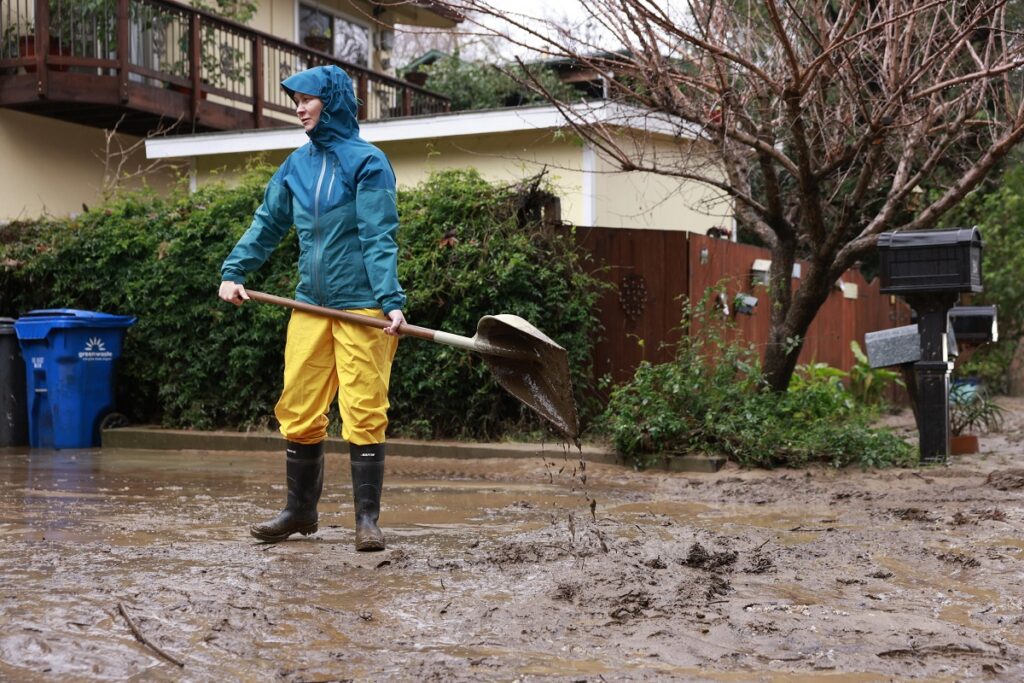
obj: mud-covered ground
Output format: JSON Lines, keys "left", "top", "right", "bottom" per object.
{"left": 1, "top": 400, "right": 1023, "bottom": 682}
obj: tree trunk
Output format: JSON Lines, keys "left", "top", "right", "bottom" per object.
{"left": 762, "top": 257, "right": 835, "bottom": 392}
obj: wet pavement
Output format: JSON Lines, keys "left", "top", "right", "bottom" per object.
{"left": 1, "top": 402, "right": 1023, "bottom": 681}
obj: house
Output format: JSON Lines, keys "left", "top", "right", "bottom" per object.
{"left": 146, "top": 100, "right": 732, "bottom": 233}
{"left": 0, "top": 0, "right": 459, "bottom": 221}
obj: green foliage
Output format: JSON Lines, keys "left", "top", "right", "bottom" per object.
{"left": 1, "top": 166, "right": 296, "bottom": 429}
{"left": 942, "top": 164, "right": 1024, "bottom": 390}
{"left": 601, "top": 289, "right": 915, "bottom": 469}
{"left": 0, "top": 166, "right": 602, "bottom": 439}
{"left": 949, "top": 384, "right": 1004, "bottom": 436}
{"left": 421, "top": 54, "right": 582, "bottom": 112}
{"left": 848, "top": 341, "right": 903, "bottom": 408}
{"left": 392, "top": 169, "right": 603, "bottom": 438}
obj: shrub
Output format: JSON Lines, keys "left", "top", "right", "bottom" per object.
{"left": 602, "top": 289, "right": 915, "bottom": 469}
{"left": 391, "top": 169, "right": 603, "bottom": 438}
{"left": 942, "top": 165, "right": 1024, "bottom": 391}
{"left": 420, "top": 54, "right": 581, "bottom": 112}
{"left": 0, "top": 166, "right": 603, "bottom": 438}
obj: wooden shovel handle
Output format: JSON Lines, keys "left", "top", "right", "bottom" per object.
{"left": 246, "top": 290, "right": 438, "bottom": 342}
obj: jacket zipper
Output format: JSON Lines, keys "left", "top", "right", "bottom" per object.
{"left": 326, "top": 164, "right": 337, "bottom": 202}
{"left": 312, "top": 152, "right": 328, "bottom": 304}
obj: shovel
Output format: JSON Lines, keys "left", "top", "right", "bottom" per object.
{"left": 245, "top": 290, "right": 579, "bottom": 441}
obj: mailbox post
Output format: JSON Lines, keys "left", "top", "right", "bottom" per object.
{"left": 877, "top": 228, "right": 983, "bottom": 463}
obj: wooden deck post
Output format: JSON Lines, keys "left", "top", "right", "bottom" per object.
{"left": 117, "top": 0, "right": 130, "bottom": 102}
{"left": 357, "top": 73, "right": 367, "bottom": 120}
{"left": 189, "top": 13, "right": 201, "bottom": 123}
{"left": 34, "top": 0, "right": 49, "bottom": 97}
{"left": 252, "top": 35, "right": 264, "bottom": 128}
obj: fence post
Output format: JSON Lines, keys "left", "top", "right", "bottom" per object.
{"left": 402, "top": 86, "right": 411, "bottom": 117}
{"left": 117, "top": 0, "right": 129, "bottom": 102}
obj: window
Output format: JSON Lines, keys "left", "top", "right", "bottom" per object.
{"left": 299, "top": 3, "right": 370, "bottom": 69}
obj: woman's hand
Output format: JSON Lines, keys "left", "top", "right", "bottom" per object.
{"left": 385, "top": 309, "right": 406, "bottom": 336}
{"left": 219, "top": 281, "right": 249, "bottom": 306}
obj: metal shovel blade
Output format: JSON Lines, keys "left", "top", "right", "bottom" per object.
{"left": 474, "top": 314, "right": 580, "bottom": 441}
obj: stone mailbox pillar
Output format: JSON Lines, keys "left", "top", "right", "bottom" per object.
{"left": 877, "top": 228, "right": 983, "bottom": 464}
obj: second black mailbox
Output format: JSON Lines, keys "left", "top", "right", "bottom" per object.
{"left": 878, "top": 227, "right": 983, "bottom": 294}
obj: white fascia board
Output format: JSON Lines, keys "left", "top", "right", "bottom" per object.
{"left": 145, "top": 102, "right": 699, "bottom": 160}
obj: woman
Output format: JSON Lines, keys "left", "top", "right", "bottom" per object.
{"left": 219, "top": 65, "right": 406, "bottom": 552}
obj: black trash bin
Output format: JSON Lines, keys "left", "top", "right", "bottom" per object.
{"left": 0, "top": 317, "right": 28, "bottom": 447}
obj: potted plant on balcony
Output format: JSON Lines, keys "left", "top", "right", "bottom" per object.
{"left": 303, "top": 25, "right": 332, "bottom": 54}
{"left": 3, "top": 20, "right": 55, "bottom": 73}
{"left": 949, "top": 384, "right": 1004, "bottom": 455}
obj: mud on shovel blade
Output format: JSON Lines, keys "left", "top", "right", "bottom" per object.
{"left": 468, "top": 315, "right": 579, "bottom": 442}
{"left": 244, "top": 290, "right": 579, "bottom": 440}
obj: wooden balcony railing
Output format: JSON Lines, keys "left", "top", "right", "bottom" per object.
{"left": 0, "top": 0, "right": 450, "bottom": 135}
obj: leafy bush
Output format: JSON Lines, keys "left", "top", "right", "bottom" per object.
{"left": 0, "top": 166, "right": 603, "bottom": 438}
{"left": 392, "top": 169, "right": 603, "bottom": 438}
{"left": 848, "top": 341, "right": 903, "bottom": 408}
{"left": 1, "top": 167, "right": 297, "bottom": 429}
{"left": 942, "top": 165, "right": 1024, "bottom": 391}
{"left": 420, "top": 54, "right": 582, "bottom": 112}
{"left": 602, "top": 290, "right": 915, "bottom": 469}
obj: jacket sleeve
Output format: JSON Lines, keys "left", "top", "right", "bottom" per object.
{"left": 220, "top": 167, "right": 294, "bottom": 284}
{"left": 355, "top": 152, "right": 407, "bottom": 314}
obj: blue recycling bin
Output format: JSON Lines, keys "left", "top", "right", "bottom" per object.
{"left": 14, "top": 310, "right": 136, "bottom": 449}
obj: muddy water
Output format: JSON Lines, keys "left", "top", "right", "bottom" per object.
{"left": 1, "top": 403, "right": 1023, "bottom": 681}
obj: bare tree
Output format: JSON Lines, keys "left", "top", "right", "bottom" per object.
{"left": 433, "top": 0, "right": 1024, "bottom": 391}
{"left": 96, "top": 115, "right": 186, "bottom": 198}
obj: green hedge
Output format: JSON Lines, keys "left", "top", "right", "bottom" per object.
{"left": 601, "top": 291, "right": 915, "bottom": 469}
{"left": 0, "top": 166, "right": 603, "bottom": 438}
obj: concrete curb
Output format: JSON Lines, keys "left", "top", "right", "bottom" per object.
{"left": 101, "top": 427, "right": 619, "bottom": 463}
{"left": 101, "top": 427, "right": 726, "bottom": 472}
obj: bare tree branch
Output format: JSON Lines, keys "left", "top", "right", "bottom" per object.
{"left": 430, "top": 0, "right": 1024, "bottom": 389}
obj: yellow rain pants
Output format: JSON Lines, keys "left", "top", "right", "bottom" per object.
{"left": 275, "top": 309, "right": 399, "bottom": 446}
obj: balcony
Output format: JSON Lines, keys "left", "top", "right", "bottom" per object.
{"left": 0, "top": 0, "right": 451, "bottom": 136}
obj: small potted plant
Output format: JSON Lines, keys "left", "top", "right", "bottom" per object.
{"left": 949, "top": 385, "right": 1004, "bottom": 455}
{"left": 303, "top": 25, "right": 332, "bottom": 54}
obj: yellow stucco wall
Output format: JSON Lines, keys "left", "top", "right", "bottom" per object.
{"left": 0, "top": 110, "right": 182, "bottom": 221}
{"left": 191, "top": 128, "right": 729, "bottom": 233}
{"left": 592, "top": 134, "right": 731, "bottom": 232}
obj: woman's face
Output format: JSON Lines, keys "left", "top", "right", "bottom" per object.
{"left": 294, "top": 93, "right": 323, "bottom": 132}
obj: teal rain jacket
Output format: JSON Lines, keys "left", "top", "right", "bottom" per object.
{"left": 221, "top": 65, "right": 406, "bottom": 314}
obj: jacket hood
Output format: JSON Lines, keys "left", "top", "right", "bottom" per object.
{"left": 281, "top": 65, "right": 359, "bottom": 148}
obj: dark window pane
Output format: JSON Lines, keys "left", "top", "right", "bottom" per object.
{"left": 299, "top": 5, "right": 332, "bottom": 53}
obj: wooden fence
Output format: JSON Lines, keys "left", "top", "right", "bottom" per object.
{"left": 574, "top": 227, "right": 913, "bottom": 385}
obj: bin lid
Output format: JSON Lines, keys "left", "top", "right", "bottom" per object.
{"left": 14, "top": 309, "right": 136, "bottom": 341}
{"left": 878, "top": 227, "right": 982, "bottom": 250}
{"left": 0, "top": 317, "right": 14, "bottom": 335}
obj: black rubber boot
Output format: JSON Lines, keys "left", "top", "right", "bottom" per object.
{"left": 350, "top": 442, "right": 385, "bottom": 551}
{"left": 250, "top": 441, "right": 324, "bottom": 543}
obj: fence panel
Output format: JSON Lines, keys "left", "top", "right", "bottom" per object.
{"left": 577, "top": 228, "right": 911, "bottom": 385}
{"left": 575, "top": 226, "right": 689, "bottom": 385}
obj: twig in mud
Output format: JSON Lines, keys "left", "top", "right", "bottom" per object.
{"left": 787, "top": 525, "right": 833, "bottom": 532}
{"left": 117, "top": 602, "right": 185, "bottom": 668}
{"left": 754, "top": 539, "right": 771, "bottom": 551}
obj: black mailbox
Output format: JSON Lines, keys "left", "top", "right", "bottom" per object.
{"left": 878, "top": 227, "right": 983, "bottom": 294}
{"left": 949, "top": 305, "right": 998, "bottom": 344}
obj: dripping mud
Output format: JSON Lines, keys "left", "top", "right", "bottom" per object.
{"left": 1, "top": 399, "right": 1023, "bottom": 681}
